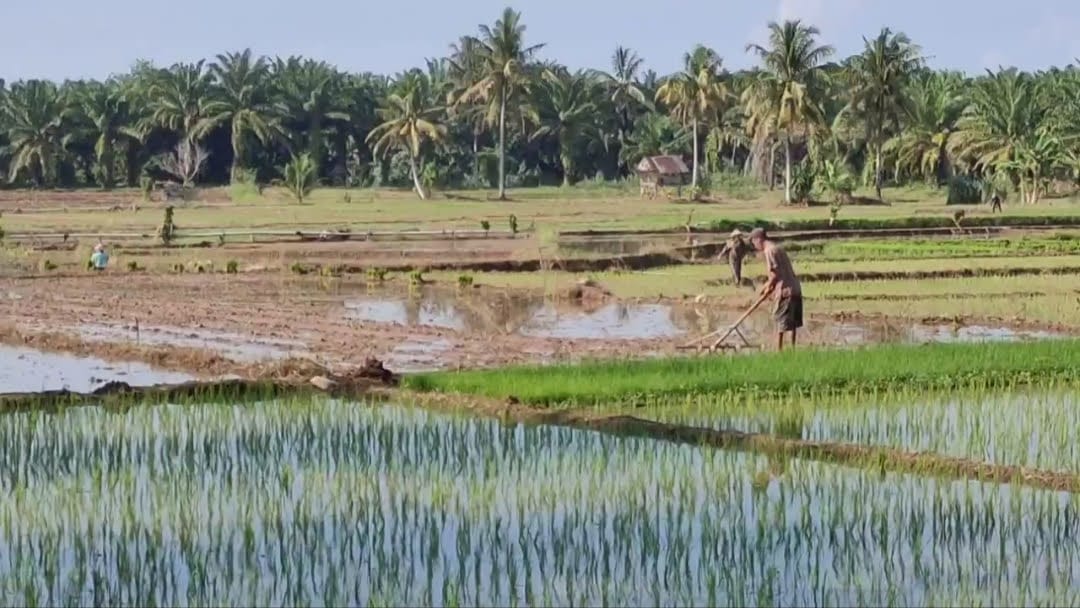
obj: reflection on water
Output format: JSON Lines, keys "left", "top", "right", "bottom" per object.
{"left": 0, "top": 345, "right": 194, "bottom": 392}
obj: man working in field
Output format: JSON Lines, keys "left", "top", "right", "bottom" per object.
{"left": 748, "top": 228, "right": 802, "bottom": 350}
{"left": 89, "top": 243, "right": 109, "bottom": 271}
{"left": 716, "top": 229, "right": 753, "bottom": 286}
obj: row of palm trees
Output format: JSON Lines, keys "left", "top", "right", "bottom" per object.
{"left": 2, "top": 7, "right": 1080, "bottom": 203}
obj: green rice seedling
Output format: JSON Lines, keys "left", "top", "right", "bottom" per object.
{"left": 480, "top": 220, "right": 490, "bottom": 236}
{"left": 508, "top": 214, "right": 518, "bottom": 235}
{"left": 409, "top": 270, "right": 425, "bottom": 287}
{"left": 226, "top": 260, "right": 239, "bottom": 274}
{"left": 367, "top": 267, "right": 388, "bottom": 284}
{"left": 126, "top": 260, "right": 141, "bottom": 272}
{"left": 403, "top": 340, "right": 1080, "bottom": 406}
{"left": 0, "top": 397, "right": 1071, "bottom": 606}
{"left": 289, "top": 262, "right": 308, "bottom": 275}
{"left": 457, "top": 274, "right": 474, "bottom": 289}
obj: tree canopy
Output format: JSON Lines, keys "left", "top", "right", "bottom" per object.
{"left": 0, "top": 8, "right": 1077, "bottom": 203}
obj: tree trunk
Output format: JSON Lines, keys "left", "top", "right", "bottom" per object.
{"left": 783, "top": 135, "right": 792, "bottom": 203}
{"left": 409, "top": 155, "right": 427, "bottom": 200}
{"left": 874, "top": 145, "right": 884, "bottom": 201}
{"left": 497, "top": 86, "right": 507, "bottom": 200}
{"left": 125, "top": 141, "right": 139, "bottom": 187}
{"left": 472, "top": 132, "right": 480, "bottom": 181}
{"left": 691, "top": 118, "right": 699, "bottom": 189}
{"left": 730, "top": 143, "right": 737, "bottom": 168}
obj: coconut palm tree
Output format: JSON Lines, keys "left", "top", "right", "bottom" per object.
{"left": 447, "top": 36, "right": 489, "bottom": 181}
{"left": 618, "top": 113, "right": 690, "bottom": 168}
{"left": 1, "top": 80, "right": 71, "bottom": 185}
{"left": 744, "top": 20, "right": 834, "bottom": 203}
{"left": 883, "top": 71, "right": 967, "bottom": 184}
{"left": 842, "top": 28, "right": 924, "bottom": 200}
{"left": 457, "top": 7, "right": 545, "bottom": 199}
{"left": 599, "top": 46, "right": 653, "bottom": 140}
{"left": 366, "top": 75, "right": 448, "bottom": 199}
{"left": 655, "top": 45, "right": 730, "bottom": 189}
{"left": 202, "top": 49, "right": 285, "bottom": 182}
{"left": 528, "top": 69, "right": 601, "bottom": 186}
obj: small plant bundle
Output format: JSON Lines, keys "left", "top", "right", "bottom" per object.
{"left": 480, "top": 220, "right": 490, "bottom": 236}
{"left": 282, "top": 153, "right": 318, "bottom": 204}
{"left": 226, "top": 260, "right": 239, "bottom": 274}
{"left": 172, "top": 262, "right": 185, "bottom": 273}
{"left": 457, "top": 274, "right": 474, "bottom": 289}
{"left": 157, "top": 206, "right": 177, "bottom": 246}
{"left": 290, "top": 262, "right": 309, "bottom": 275}
{"left": 408, "top": 270, "right": 425, "bottom": 286}
{"left": 366, "top": 267, "right": 388, "bottom": 283}
{"left": 42, "top": 259, "right": 58, "bottom": 272}
{"left": 508, "top": 214, "right": 519, "bottom": 235}
{"left": 126, "top": 261, "right": 142, "bottom": 272}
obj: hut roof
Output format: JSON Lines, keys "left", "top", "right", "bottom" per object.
{"left": 635, "top": 155, "right": 690, "bottom": 175}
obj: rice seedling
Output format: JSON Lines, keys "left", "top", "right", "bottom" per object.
{"left": 225, "top": 260, "right": 239, "bottom": 274}
{"left": 404, "top": 340, "right": 1080, "bottom": 406}
{"left": 0, "top": 397, "right": 1072, "bottom": 606}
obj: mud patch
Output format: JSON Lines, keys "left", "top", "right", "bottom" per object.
{"left": 0, "top": 344, "right": 195, "bottom": 393}
{"left": 383, "top": 337, "right": 454, "bottom": 373}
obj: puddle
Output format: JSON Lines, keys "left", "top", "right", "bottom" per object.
{"left": 0, "top": 345, "right": 194, "bottom": 393}
{"left": 518, "top": 303, "right": 683, "bottom": 339}
{"left": 344, "top": 299, "right": 464, "bottom": 330}
{"left": 343, "top": 291, "right": 1067, "bottom": 347}
{"left": 76, "top": 323, "right": 307, "bottom": 362}
{"left": 382, "top": 338, "right": 453, "bottom": 373}
{"left": 907, "top": 324, "right": 1064, "bottom": 343}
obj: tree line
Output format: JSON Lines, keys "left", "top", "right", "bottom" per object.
{"left": 2, "top": 7, "right": 1079, "bottom": 203}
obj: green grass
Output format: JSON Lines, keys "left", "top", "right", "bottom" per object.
{"left": 7, "top": 184, "right": 1080, "bottom": 236}
{"left": 403, "top": 340, "right": 1080, "bottom": 406}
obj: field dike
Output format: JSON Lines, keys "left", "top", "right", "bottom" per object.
{"left": 0, "top": 369, "right": 1076, "bottom": 495}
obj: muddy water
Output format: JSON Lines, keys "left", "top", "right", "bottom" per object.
{"left": 342, "top": 290, "right": 1067, "bottom": 347}
{"left": 0, "top": 345, "right": 194, "bottom": 393}
{"left": 76, "top": 323, "right": 309, "bottom": 361}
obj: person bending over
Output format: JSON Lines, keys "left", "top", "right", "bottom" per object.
{"left": 748, "top": 228, "right": 802, "bottom": 350}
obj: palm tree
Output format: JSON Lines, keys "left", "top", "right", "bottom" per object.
{"left": 655, "top": 45, "right": 730, "bottom": 189}
{"left": 366, "top": 75, "right": 448, "bottom": 199}
{"left": 951, "top": 68, "right": 1054, "bottom": 203}
{"left": 843, "top": 28, "right": 924, "bottom": 200}
{"left": 65, "top": 80, "right": 139, "bottom": 189}
{"left": 203, "top": 49, "right": 284, "bottom": 182}
{"left": 618, "top": 113, "right": 691, "bottom": 167}
{"left": 599, "top": 46, "right": 653, "bottom": 141}
{"left": 1, "top": 80, "right": 70, "bottom": 185}
{"left": 272, "top": 57, "right": 350, "bottom": 175}
{"left": 457, "top": 7, "right": 545, "bottom": 200}
{"left": 745, "top": 20, "right": 834, "bottom": 203}
{"left": 883, "top": 71, "right": 967, "bottom": 184}
{"left": 447, "top": 36, "right": 490, "bottom": 181}
{"left": 529, "top": 69, "right": 601, "bottom": 185}
{"left": 144, "top": 61, "right": 216, "bottom": 142}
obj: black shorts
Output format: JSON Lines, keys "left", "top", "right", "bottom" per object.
{"left": 774, "top": 295, "right": 803, "bottom": 332}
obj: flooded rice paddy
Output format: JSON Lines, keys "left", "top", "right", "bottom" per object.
{"left": 343, "top": 290, "right": 1064, "bottom": 345}
{"left": 644, "top": 391, "right": 1080, "bottom": 473}
{"left": 0, "top": 345, "right": 194, "bottom": 393}
{"left": 0, "top": 398, "right": 1074, "bottom": 606}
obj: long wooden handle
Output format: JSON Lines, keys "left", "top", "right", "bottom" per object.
{"left": 680, "top": 292, "right": 771, "bottom": 348}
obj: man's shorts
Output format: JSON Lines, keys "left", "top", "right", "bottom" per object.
{"left": 774, "top": 295, "right": 803, "bottom": 332}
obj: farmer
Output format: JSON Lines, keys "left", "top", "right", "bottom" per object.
{"left": 716, "top": 229, "right": 753, "bottom": 286}
{"left": 748, "top": 227, "right": 802, "bottom": 350}
{"left": 89, "top": 243, "right": 109, "bottom": 271}
{"left": 990, "top": 193, "right": 1003, "bottom": 213}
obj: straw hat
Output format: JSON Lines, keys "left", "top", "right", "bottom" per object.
{"left": 729, "top": 229, "right": 743, "bottom": 238}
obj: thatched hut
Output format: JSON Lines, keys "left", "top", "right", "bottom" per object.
{"left": 635, "top": 155, "right": 691, "bottom": 198}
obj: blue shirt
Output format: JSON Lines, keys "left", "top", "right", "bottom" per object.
{"left": 90, "top": 251, "right": 109, "bottom": 269}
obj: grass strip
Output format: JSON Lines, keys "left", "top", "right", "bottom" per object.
{"left": 704, "top": 215, "right": 1080, "bottom": 233}
{"left": 403, "top": 340, "right": 1080, "bottom": 406}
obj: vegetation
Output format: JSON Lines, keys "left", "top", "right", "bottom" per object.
{"left": 0, "top": 9, "right": 1078, "bottom": 206}
{"left": 404, "top": 340, "right": 1080, "bottom": 405}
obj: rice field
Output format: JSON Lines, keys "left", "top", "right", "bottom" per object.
{"left": 0, "top": 397, "right": 1076, "bottom": 607}
{"left": 639, "top": 389, "right": 1080, "bottom": 473}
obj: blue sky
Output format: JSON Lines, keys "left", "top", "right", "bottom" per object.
{"left": 5, "top": 0, "right": 1079, "bottom": 81}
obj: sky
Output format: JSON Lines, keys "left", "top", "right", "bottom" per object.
{"left": 4, "top": 0, "right": 1080, "bottom": 81}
